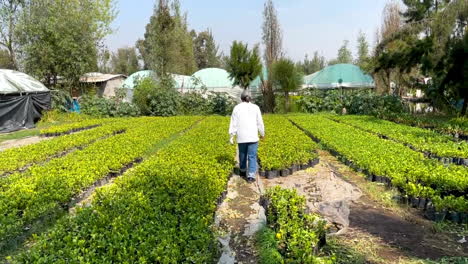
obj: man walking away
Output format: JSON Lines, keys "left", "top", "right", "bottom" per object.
{"left": 229, "top": 90, "right": 265, "bottom": 183}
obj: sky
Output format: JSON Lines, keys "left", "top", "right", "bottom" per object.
{"left": 105, "top": 0, "right": 397, "bottom": 62}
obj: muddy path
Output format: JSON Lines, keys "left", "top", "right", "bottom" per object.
{"left": 259, "top": 150, "right": 467, "bottom": 263}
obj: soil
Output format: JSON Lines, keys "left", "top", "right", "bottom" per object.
{"left": 252, "top": 149, "right": 467, "bottom": 263}
{"left": 0, "top": 136, "right": 48, "bottom": 151}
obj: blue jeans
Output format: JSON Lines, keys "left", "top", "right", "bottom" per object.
{"left": 238, "top": 142, "right": 258, "bottom": 179}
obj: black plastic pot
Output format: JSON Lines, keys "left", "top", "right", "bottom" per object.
{"left": 280, "top": 169, "right": 291, "bottom": 177}
{"left": 461, "top": 159, "right": 468, "bottom": 166}
{"left": 434, "top": 210, "right": 447, "bottom": 222}
{"left": 300, "top": 164, "right": 308, "bottom": 170}
{"left": 418, "top": 198, "right": 427, "bottom": 210}
{"left": 448, "top": 212, "right": 460, "bottom": 224}
{"left": 461, "top": 213, "right": 468, "bottom": 224}
{"left": 266, "top": 170, "right": 279, "bottom": 179}
{"left": 425, "top": 207, "right": 436, "bottom": 221}
{"left": 291, "top": 164, "right": 299, "bottom": 173}
{"left": 410, "top": 197, "right": 420, "bottom": 208}
{"left": 259, "top": 171, "right": 266, "bottom": 177}
{"left": 309, "top": 159, "right": 319, "bottom": 167}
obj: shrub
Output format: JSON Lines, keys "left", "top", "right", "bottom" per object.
{"left": 207, "top": 92, "right": 236, "bottom": 116}
{"left": 80, "top": 95, "right": 140, "bottom": 118}
{"left": 179, "top": 92, "right": 210, "bottom": 115}
{"left": 133, "top": 76, "right": 181, "bottom": 117}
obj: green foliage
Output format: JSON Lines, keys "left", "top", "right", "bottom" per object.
{"left": 375, "top": 0, "right": 468, "bottom": 114}
{"left": 179, "top": 92, "right": 210, "bottom": 115}
{"left": 297, "top": 90, "right": 406, "bottom": 116}
{"left": 256, "top": 227, "right": 283, "bottom": 264}
{"left": 13, "top": 117, "right": 235, "bottom": 263}
{"left": 226, "top": 41, "right": 262, "bottom": 89}
{"left": 355, "top": 31, "right": 371, "bottom": 72}
{"left": 271, "top": 58, "right": 303, "bottom": 112}
{"left": 0, "top": 0, "right": 23, "bottom": 70}
{"left": 111, "top": 46, "right": 140, "bottom": 75}
{"left": 140, "top": 0, "right": 196, "bottom": 75}
{"left": 0, "top": 120, "right": 121, "bottom": 175}
{"left": 329, "top": 40, "right": 353, "bottom": 65}
{"left": 290, "top": 114, "right": 468, "bottom": 212}
{"left": 258, "top": 115, "right": 318, "bottom": 171}
{"left": 0, "top": 117, "right": 199, "bottom": 248}
{"left": 297, "top": 52, "right": 326, "bottom": 75}
{"left": 207, "top": 92, "right": 236, "bottom": 116}
{"left": 262, "top": 186, "right": 334, "bottom": 263}
{"left": 80, "top": 95, "right": 141, "bottom": 118}
{"left": 17, "top": 0, "right": 116, "bottom": 85}
{"left": 193, "top": 29, "right": 221, "bottom": 69}
{"left": 132, "top": 76, "right": 180, "bottom": 116}
{"left": 331, "top": 115, "right": 468, "bottom": 159}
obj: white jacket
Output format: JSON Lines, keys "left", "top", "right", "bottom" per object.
{"left": 229, "top": 102, "right": 265, "bottom": 143}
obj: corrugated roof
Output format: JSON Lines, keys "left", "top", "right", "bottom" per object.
{"left": 80, "top": 72, "right": 127, "bottom": 83}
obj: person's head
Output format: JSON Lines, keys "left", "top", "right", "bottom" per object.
{"left": 241, "top": 90, "right": 251, "bottom": 103}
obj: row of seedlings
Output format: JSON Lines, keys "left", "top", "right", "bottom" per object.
{"left": 39, "top": 118, "right": 115, "bottom": 137}
{"left": 0, "top": 121, "right": 131, "bottom": 176}
{"left": 0, "top": 116, "right": 200, "bottom": 248}
{"left": 328, "top": 114, "right": 468, "bottom": 166}
{"left": 383, "top": 114, "right": 468, "bottom": 141}
{"left": 13, "top": 116, "right": 236, "bottom": 263}
{"left": 289, "top": 115, "right": 468, "bottom": 224}
{"left": 258, "top": 115, "right": 319, "bottom": 179}
{"left": 258, "top": 186, "right": 334, "bottom": 263}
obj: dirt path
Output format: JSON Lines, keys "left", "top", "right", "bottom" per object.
{"left": 215, "top": 174, "right": 265, "bottom": 264}
{"left": 0, "top": 136, "right": 48, "bottom": 151}
{"left": 260, "top": 150, "right": 467, "bottom": 263}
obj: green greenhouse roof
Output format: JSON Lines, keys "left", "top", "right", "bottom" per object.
{"left": 192, "top": 68, "right": 234, "bottom": 88}
{"left": 307, "top": 64, "right": 374, "bottom": 89}
{"left": 121, "top": 70, "right": 155, "bottom": 90}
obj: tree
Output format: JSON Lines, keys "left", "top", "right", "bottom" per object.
{"left": 18, "top": 0, "right": 116, "bottom": 86}
{"left": 261, "top": 0, "right": 282, "bottom": 113}
{"left": 355, "top": 31, "right": 370, "bottom": 72}
{"left": 193, "top": 29, "right": 221, "bottom": 69}
{"left": 226, "top": 41, "right": 262, "bottom": 89}
{"left": 297, "top": 51, "right": 326, "bottom": 75}
{"left": 0, "top": 0, "right": 23, "bottom": 69}
{"left": 329, "top": 40, "right": 353, "bottom": 65}
{"left": 140, "top": 0, "right": 196, "bottom": 76}
{"left": 372, "top": 1, "right": 403, "bottom": 94}
{"left": 97, "top": 47, "right": 112, "bottom": 73}
{"left": 375, "top": 0, "right": 468, "bottom": 114}
{"left": 111, "top": 47, "right": 140, "bottom": 75}
{"left": 271, "top": 58, "right": 303, "bottom": 112}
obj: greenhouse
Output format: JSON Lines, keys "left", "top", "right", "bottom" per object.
{"left": 0, "top": 70, "right": 51, "bottom": 132}
{"left": 191, "top": 68, "right": 242, "bottom": 98}
{"left": 306, "top": 64, "right": 375, "bottom": 89}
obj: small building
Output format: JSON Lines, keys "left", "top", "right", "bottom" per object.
{"left": 80, "top": 72, "right": 127, "bottom": 98}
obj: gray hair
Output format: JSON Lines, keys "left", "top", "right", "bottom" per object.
{"left": 241, "top": 89, "right": 251, "bottom": 102}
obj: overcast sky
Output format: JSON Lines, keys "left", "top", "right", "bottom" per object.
{"left": 105, "top": 0, "right": 398, "bottom": 62}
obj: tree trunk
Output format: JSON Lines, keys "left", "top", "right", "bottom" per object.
{"left": 284, "top": 91, "right": 290, "bottom": 113}
{"left": 462, "top": 92, "right": 468, "bottom": 116}
{"left": 261, "top": 80, "right": 275, "bottom": 113}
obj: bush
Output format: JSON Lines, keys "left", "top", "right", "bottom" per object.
{"left": 133, "top": 76, "right": 181, "bottom": 117}
{"left": 297, "top": 90, "right": 406, "bottom": 116}
{"left": 80, "top": 95, "right": 140, "bottom": 118}
{"left": 207, "top": 92, "right": 236, "bottom": 116}
{"left": 179, "top": 92, "right": 210, "bottom": 115}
